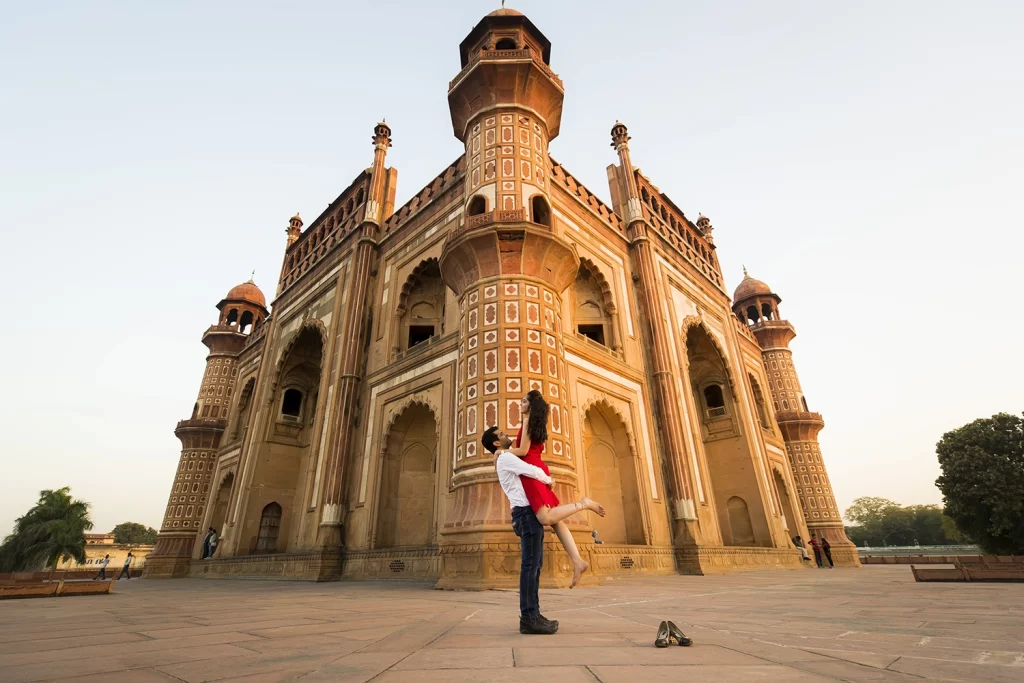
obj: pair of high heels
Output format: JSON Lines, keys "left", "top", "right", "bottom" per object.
{"left": 655, "top": 620, "right": 692, "bottom": 647}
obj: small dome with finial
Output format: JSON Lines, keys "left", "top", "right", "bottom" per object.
{"left": 733, "top": 266, "right": 773, "bottom": 302}
{"left": 224, "top": 280, "right": 267, "bottom": 309}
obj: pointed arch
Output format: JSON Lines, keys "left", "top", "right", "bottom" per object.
{"left": 680, "top": 314, "right": 737, "bottom": 391}
{"left": 573, "top": 258, "right": 620, "bottom": 351}
{"left": 394, "top": 258, "right": 445, "bottom": 356}
{"left": 374, "top": 398, "right": 439, "bottom": 549}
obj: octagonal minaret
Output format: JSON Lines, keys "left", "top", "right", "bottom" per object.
{"left": 438, "top": 8, "right": 583, "bottom": 589}
{"left": 733, "top": 269, "right": 859, "bottom": 566}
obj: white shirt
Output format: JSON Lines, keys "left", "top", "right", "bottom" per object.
{"left": 99, "top": 558, "right": 109, "bottom": 568}
{"left": 495, "top": 450, "right": 551, "bottom": 509}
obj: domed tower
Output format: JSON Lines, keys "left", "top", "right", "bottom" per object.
{"left": 145, "top": 280, "right": 269, "bottom": 577}
{"left": 732, "top": 269, "right": 858, "bottom": 566}
{"left": 438, "top": 8, "right": 581, "bottom": 588}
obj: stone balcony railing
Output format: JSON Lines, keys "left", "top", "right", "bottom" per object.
{"left": 445, "top": 208, "right": 528, "bottom": 246}
{"left": 449, "top": 48, "right": 563, "bottom": 90}
{"left": 773, "top": 410, "right": 824, "bottom": 424}
{"left": 748, "top": 319, "right": 792, "bottom": 331}
{"left": 174, "top": 418, "right": 226, "bottom": 432}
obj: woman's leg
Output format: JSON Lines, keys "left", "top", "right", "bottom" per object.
{"left": 534, "top": 498, "right": 605, "bottom": 527}
{"left": 550, "top": 519, "right": 589, "bottom": 588}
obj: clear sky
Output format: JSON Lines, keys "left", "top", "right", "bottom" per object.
{"left": 2, "top": 1, "right": 1021, "bottom": 536}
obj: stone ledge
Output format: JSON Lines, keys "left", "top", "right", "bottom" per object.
{"left": 189, "top": 550, "right": 343, "bottom": 582}
{"left": 675, "top": 546, "right": 807, "bottom": 575}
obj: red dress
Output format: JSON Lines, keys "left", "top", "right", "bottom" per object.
{"left": 516, "top": 426, "right": 560, "bottom": 512}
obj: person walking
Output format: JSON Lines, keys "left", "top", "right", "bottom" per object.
{"left": 117, "top": 552, "right": 133, "bottom": 580}
{"left": 808, "top": 535, "right": 824, "bottom": 568}
{"left": 821, "top": 537, "right": 835, "bottom": 569}
{"left": 93, "top": 554, "right": 110, "bottom": 580}
{"left": 482, "top": 426, "right": 557, "bottom": 635}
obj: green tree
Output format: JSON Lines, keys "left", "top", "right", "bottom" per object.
{"left": 935, "top": 412, "right": 1024, "bottom": 555}
{"left": 0, "top": 488, "right": 93, "bottom": 572}
{"left": 843, "top": 498, "right": 964, "bottom": 547}
{"left": 112, "top": 522, "right": 158, "bottom": 545}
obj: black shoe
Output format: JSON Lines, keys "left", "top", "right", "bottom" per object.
{"left": 520, "top": 615, "right": 558, "bottom": 635}
{"left": 655, "top": 620, "right": 671, "bottom": 647}
{"left": 537, "top": 613, "right": 559, "bottom": 628}
{"left": 667, "top": 621, "right": 692, "bottom": 646}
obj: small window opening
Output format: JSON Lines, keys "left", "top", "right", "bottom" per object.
{"left": 408, "top": 325, "right": 435, "bottom": 348}
{"left": 227, "top": 309, "right": 238, "bottom": 326}
{"left": 531, "top": 195, "right": 551, "bottom": 227}
{"left": 495, "top": 38, "right": 516, "bottom": 50}
{"left": 356, "top": 188, "right": 365, "bottom": 204}
{"left": 468, "top": 195, "right": 487, "bottom": 216}
{"left": 282, "top": 389, "right": 303, "bottom": 417}
{"left": 761, "top": 303, "right": 774, "bottom": 320}
{"left": 239, "top": 311, "right": 254, "bottom": 334}
{"left": 703, "top": 384, "right": 726, "bottom": 418}
{"left": 746, "top": 305, "right": 759, "bottom": 325}
{"left": 578, "top": 324, "right": 605, "bottom": 345}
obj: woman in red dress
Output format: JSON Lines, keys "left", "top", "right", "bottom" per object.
{"left": 508, "top": 390, "right": 606, "bottom": 588}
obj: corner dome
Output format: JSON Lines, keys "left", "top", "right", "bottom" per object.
{"left": 733, "top": 269, "right": 773, "bottom": 303}
{"left": 224, "top": 280, "right": 267, "bottom": 309}
{"left": 487, "top": 8, "right": 524, "bottom": 17}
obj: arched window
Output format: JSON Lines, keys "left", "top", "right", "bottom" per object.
{"left": 399, "top": 260, "right": 445, "bottom": 352}
{"left": 572, "top": 262, "right": 610, "bottom": 346}
{"left": 703, "top": 384, "right": 726, "bottom": 418}
{"left": 761, "top": 303, "right": 774, "bottom": 321}
{"left": 281, "top": 389, "right": 303, "bottom": 417}
{"left": 531, "top": 195, "right": 551, "bottom": 227}
{"left": 239, "top": 311, "right": 254, "bottom": 334}
{"left": 746, "top": 306, "right": 759, "bottom": 324}
{"left": 467, "top": 195, "right": 487, "bottom": 216}
{"left": 255, "top": 502, "right": 282, "bottom": 553}
{"left": 495, "top": 37, "right": 516, "bottom": 50}
{"left": 355, "top": 188, "right": 365, "bottom": 205}
{"left": 227, "top": 309, "right": 238, "bottom": 326}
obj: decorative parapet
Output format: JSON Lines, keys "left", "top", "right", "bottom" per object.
{"left": 449, "top": 48, "right": 563, "bottom": 91}
{"left": 774, "top": 410, "right": 824, "bottom": 425}
{"left": 445, "top": 207, "right": 527, "bottom": 246}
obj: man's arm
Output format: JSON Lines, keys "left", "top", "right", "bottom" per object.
{"left": 497, "top": 452, "right": 551, "bottom": 484}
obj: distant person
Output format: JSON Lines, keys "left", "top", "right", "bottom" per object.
{"left": 208, "top": 528, "right": 219, "bottom": 558}
{"left": 808, "top": 535, "right": 824, "bottom": 568}
{"left": 792, "top": 536, "right": 811, "bottom": 562}
{"left": 821, "top": 537, "right": 835, "bottom": 569}
{"left": 202, "top": 527, "right": 216, "bottom": 559}
{"left": 93, "top": 554, "right": 110, "bottom": 580}
{"left": 118, "top": 552, "right": 133, "bottom": 580}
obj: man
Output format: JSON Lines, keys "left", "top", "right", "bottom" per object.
{"left": 808, "top": 534, "right": 824, "bottom": 568}
{"left": 482, "top": 426, "right": 558, "bottom": 635}
{"left": 93, "top": 554, "right": 110, "bottom": 580}
{"left": 208, "top": 528, "right": 219, "bottom": 559}
{"left": 202, "top": 527, "right": 216, "bottom": 559}
{"left": 118, "top": 552, "right": 133, "bottom": 580}
{"left": 792, "top": 535, "right": 811, "bottom": 562}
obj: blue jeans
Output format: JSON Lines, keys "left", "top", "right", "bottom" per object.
{"left": 512, "top": 505, "right": 543, "bottom": 619}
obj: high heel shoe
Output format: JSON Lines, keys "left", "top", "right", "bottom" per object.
{"left": 655, "top": 620, "right": 671, "bottom": 647}
{"left": 667, "top": 621, "right": 692, "bottom": 646}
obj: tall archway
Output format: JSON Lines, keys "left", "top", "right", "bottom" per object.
{"left": 240, "top": 324, "right": 324, "bottom": 555}
{"left": 375, "top": 402, "right": 438, "bottom": 548}
{"left": 582, "top": 402, "right": 644, "bottom": 545}
{"left": 773, "top": 469, "right": 801, "bottom": 536}
{"left": 572, "top": 259, "right": 620, "bottom": 351}
{"left": 685, "top": 323, "right": 770, "bottom": 547}
{"left": 209, "top": 472, "right": 234, "bottom": 535}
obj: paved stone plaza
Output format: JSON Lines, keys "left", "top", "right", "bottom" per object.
{"left": 1, "top": 567, "right": 1021, "bottom": 682}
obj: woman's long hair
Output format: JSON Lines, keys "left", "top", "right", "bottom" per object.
{"left": 525, "top": 390, "right": 548, "bottom": 444}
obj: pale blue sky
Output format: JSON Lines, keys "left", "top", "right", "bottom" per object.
{"left": 2, "top": 1, "right": 1021, "bottom": 536}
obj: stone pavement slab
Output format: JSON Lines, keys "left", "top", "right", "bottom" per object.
{"left": 0, "top": 566, "right": 1022, "bottom": 682}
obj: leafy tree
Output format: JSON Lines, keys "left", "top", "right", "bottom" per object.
{"left": 0, "top": 488, "right": 93, "bottom": 572}
{"left": 843, "top": 497, "right": 965, "bottom": 547}
{"left": 112, "top": 522, "right": 158, "bottom": 545}
{"left": 935, "top": 412, "right": 1024, "bottom": 555}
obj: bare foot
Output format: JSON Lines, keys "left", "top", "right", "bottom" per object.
{"left": 570, "top": 560, "right": 589, "bottom": 589}
{"left": 581, "top": 498, "right": 606, "bottom": 517}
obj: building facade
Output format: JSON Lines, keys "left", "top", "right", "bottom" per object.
{"left": 56, "top": 534, "right": 154, "bottom": 572}
{"left": 145, "top": 9, "right": 856, "bottom": 584}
